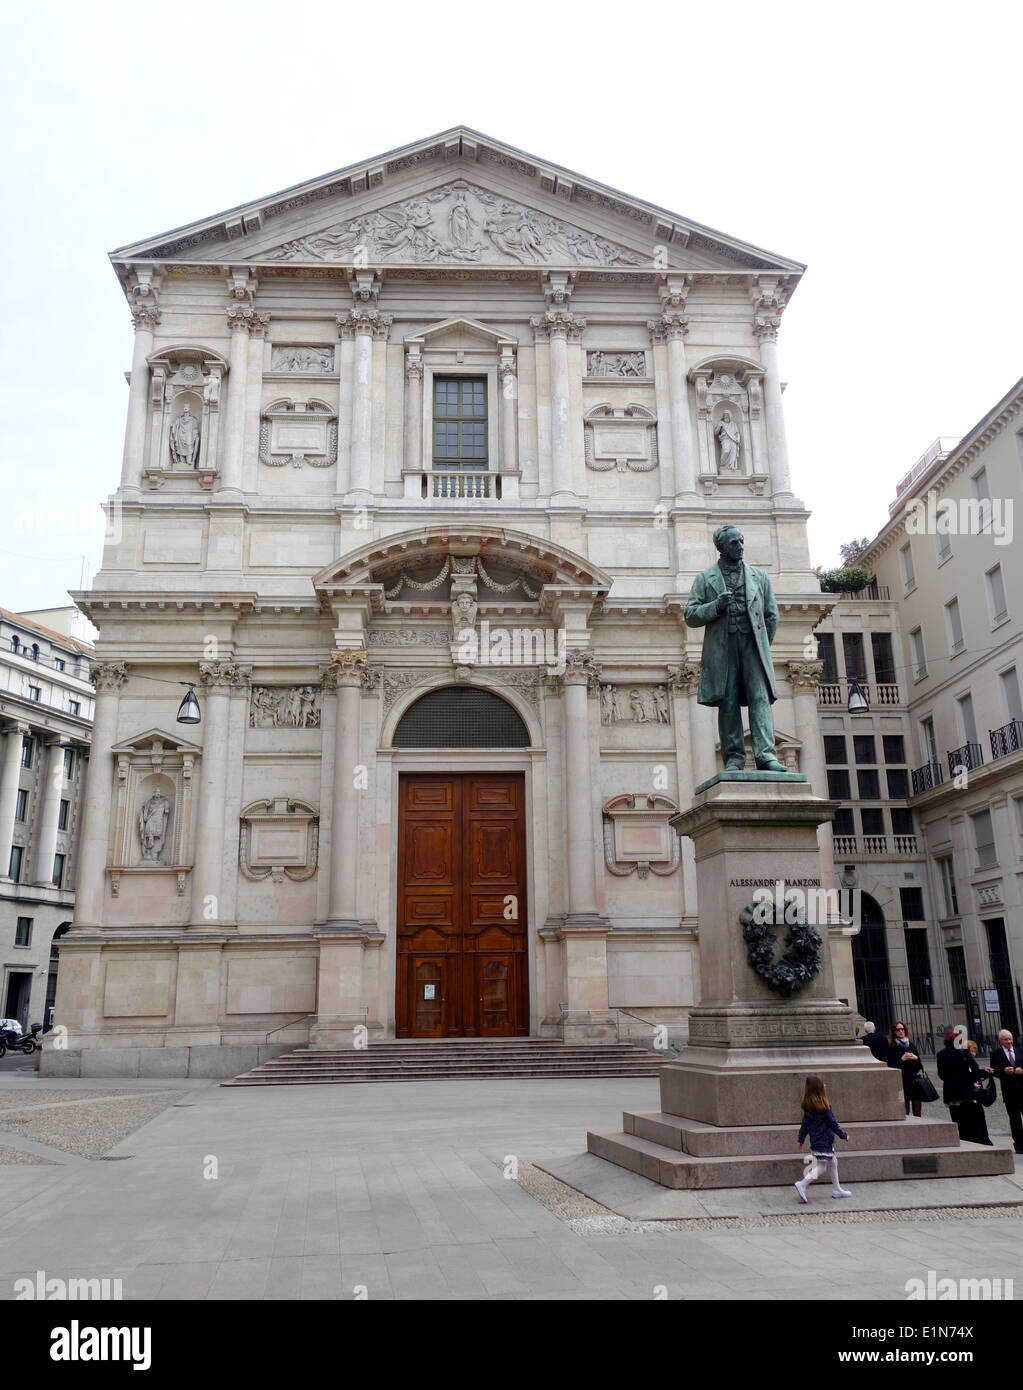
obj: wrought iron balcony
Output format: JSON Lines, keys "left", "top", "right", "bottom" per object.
{"left": 911, "top": 761, "right": 944, "bottom": 795}
{"left": 990, "top": 719, "right": 1023, "bottom": 760}
{"left": 846, "top": 582, "right": 891, "bottom": 600}
{"left": 947, "top": 742, "right": 984, "bottom": 776}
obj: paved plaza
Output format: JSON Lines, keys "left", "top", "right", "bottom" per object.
{"left": 1, "top": 1071, "right": 1022, "bottom": 1301}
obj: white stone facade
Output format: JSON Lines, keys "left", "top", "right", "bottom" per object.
{"left": 48, "top": 129, "right": 835, "bottom": 1076}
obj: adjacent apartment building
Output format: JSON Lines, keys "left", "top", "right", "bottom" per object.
{"left": 814, "top": 376, "right": 1023, "bottom": 1047}
{"left": 0, "top": 607, "right": 94, "bottom": 1028}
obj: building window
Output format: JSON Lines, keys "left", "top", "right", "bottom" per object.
{"left": 971, "top": 810, "right": 997, "bottom": 868}
{"left": 53, "top": 658, "right": 65, "bottom": 672}
{"left": 938, "top": 856, "right": 959, "bottom": 917}
{"left": 857, "top": 769, "right": 880, "bottom": 800}
{"left": 899, "top": 543, "right": 915, "bottom": 592}
{"left": 1001, "top": 668, "right": 1023, "bottom": 724}
{"left": 886, "top": 768, "right": 909, "bottom": 799}
{"left": 986, "top": 564, "right": 1008, "bottom": 624}
{"left": 826, "top": 769, "right": 851, "bottom": 800}
{"left": 920, "top": 716, "right": 938, "bottom": 766}
{"left": 900, "top": 887, "right": 925, "bottom": 921}
{"left": 815, "top": 633, "right": 838, "bottom": 684}
{"left": 9, "top": 635, "right": 19, "bottom": 654}
{"left": 20, "top": 738, "right": 33, "bottom": 769}
{"left": 956, "top": 693, "right": 978, "bottom": 747}
{"left": 860, "top": 807, "right": 884, "bottom": 836}
{"left": 432, "top": 377, "right": 487, "bottom": 469}
{"left": 68, "top": 700, "right": 80, "bottom": 716}
{"left": 8, "top": 845, "right": 23, "bottom": 881}
{"left": 909, "top": 628, "right": 927, "bottom": 679}
{"left": 935, "top": 526, "right": 952, "bottom": 564}
{"left": 891, "top": 806, "right": 914, "bottom": 837}
{"left": 944, "top": 597, "right": 964, "bottom": 655}
{"left": 58, "top": 799, "right": 70, "bottom": 831}
{"left": 15, "top": 788, "right": 28, "bottom": 822}
{"left": 27, "top": 685, "right": 42, "bottom": 702}
{"left": 52, "top": 853, "right": 66, "bottom": 888}
{"left": 842, "top": 633, "right": 866, "bottom": 682}
{"left": 946, "top": 945, "right": 968, "bottom": 1006}
{"left": 970, "top": 466, "right": 991, "bottom": 527}
{"left": 853, "top": 735, "right": 876, "bottom": 764}
{"left": 832, "top": 807, "right": 854, "bottom": 836}
{"left": 904, "top": 926, "right": 934, "bottom": 1005}
{"left": 63, "top": 748, "right": 74, "bottom": 780}
{"left": 823, "top": 735, "right": 847, "bottom": 765}
{"left": 882, "top": 735, "right": 905, "bottom": 764}
{"left": 871, "top": 632, "right": 896, "bottom": 685}
{"left": 30, "top": 643, "right": 40, "bottom": 661}
{"left": 15, "top": 917, "right": 32, "bottom": 947}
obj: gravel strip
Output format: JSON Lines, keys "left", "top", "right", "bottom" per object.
{"left": 0, "top": 1094, "right": 184, "bottom": 1160}
{"left": 0, "top": 1146, "right": 54, "bottom": 1165}
{"left": 0, "top": 1090, "right": 146, "bottom": 1110}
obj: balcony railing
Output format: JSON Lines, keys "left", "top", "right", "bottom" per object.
{"left": 833, "top": 835, "right": 857, "bottom": 856}
{"left": 947, "top": 742, "right": 984, "bottom": 776}
{"left": 818, "top": 683, "right": 843, "bottom": 706}
{"left": 911, "top": 761, "right": 944, "bottom": 795}
{"left": 816, "top": 681, "right": 900, "bottom": 707}
{"left": 846, "top": 583, "right": 891, "bottom": 601}
{"left": 431, "top": 471, "right": 493, "bottom": 499}
{"left": 874, "top": 683, "right": 900, "bottom": 705}
{"left": 990, "top": 719, "right": 1023, "bottom": 760}
{"left": 894, "top": 834, "right": 918, "bottom": 854}
{"left": 829, "top": 834, "right": 919, "bottom": 857}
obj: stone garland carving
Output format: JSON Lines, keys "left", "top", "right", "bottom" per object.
{"left": 740, "top": 901, "right": 823, "bottom": 998}
{"left": 239, "top": 798, "right": 319, "bottom": 883}
{"left": 266, "top": 181, "right": 645, "bottom": 267}
{"left": 249, "top": 685, "right": 322, "bottom": 728}
{"left": 584, "top": 404, "right": 658, "bottom": 473}
{"left": 367, "top": 627, "right": 451, "bottom": 648}
{"left": 474, "top": 558, "right": 540, "bottom": 598}
{"left": 382, "top": 558, "right": 540, "bottom": 601}
{"left": 602, "top": 794, "right": 681, "bottom": 879}
{"left": 599, "top": 685, "right": 670, "bottom": 725}
{"left": 384, "top": 558, "right": 450, "bottom": 597}
{"left": 258, "top": 400, "right": 338, "bottom": 469}
{"left": 138, "top": 790, "right": 172, "bottom": 861}
{"left": 270, "top": 346, "right": 335, "bottom": 374}
{"left": 586, "top": 351, "right": 647, "bottom": 378}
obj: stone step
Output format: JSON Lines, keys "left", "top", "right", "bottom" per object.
{"left": 225, "top": 1067, "right": 660, "bottom": 1086}
{"left": 627, "top": 1110, "right": 961, "bottom": 1156}
{"left": 587, "top": 1129, "right": 1015, "bottom": 1189}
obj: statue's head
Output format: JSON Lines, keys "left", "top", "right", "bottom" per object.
{"left": 722, "top": 409, "right": 732, "bottom": 422}
{"left": 713, "top": 524, "right": 744, "bottom": 561}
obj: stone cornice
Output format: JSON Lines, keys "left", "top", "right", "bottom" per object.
{"left": 71, "top": 592, "right": 258, "bottom": 621}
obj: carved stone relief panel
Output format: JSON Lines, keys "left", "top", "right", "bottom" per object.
{"left": 586, "top": 351, "right": 648, "bottom": 378}
{"left": 239, "top": 798, "right": 319, "bottom": 882}
{"left": 599, "top": 684, "right": 671, "bottom": 725}
{"left": 259, "top": 399, "right": 338, "bottom": 469}
{"left": 584, "top": 404, "right": 658, "bottom": 473}
{"left": 602, "top": 794, "right": 681, "bottom": 878}
{"left": 270, "top": 346, "right": 335, "bottom": 374}
{"left": 249, "top": 685, "right": 322, "bottom": 728}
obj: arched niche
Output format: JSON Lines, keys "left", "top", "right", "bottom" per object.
{"left": 145, "top": 346, "right": 228, "bottom": 486}
{"left": 391, "top": 685, "right": 531, "bottom": 749}
{"left": 688, "top": 355, "right": 767, "bottom": 489}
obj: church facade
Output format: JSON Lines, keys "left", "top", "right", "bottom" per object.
{"left": 45, "top": 129, "right": 838, "bottom": 1077}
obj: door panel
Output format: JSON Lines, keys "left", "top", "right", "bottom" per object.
{"left": 396, "top": 773, "right": 527, "bottom": 1037}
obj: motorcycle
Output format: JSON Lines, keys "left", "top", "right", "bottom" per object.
{"left": 0, "top": 1023, "right": 41, "bottom": 1056}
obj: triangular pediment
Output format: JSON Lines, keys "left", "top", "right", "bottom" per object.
{"left": 110, "top": 728, "right": 203, "bottom": 756}
{"left": 110, "top": 127, "right": 803, "bottom": 277}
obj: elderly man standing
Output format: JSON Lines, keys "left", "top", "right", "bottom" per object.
{"left": 989, "top": 1029, "right": 1023, "bottom": 1154}
{"left": 685, "top": 524, "right": 787, "bottom": 774}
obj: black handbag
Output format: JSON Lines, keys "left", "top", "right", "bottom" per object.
{"left": 914, "top": 1070, "right": 939, "bottom": 1103}
{"left": 980, "top": 1075, "right": 997, "bottom": 1108}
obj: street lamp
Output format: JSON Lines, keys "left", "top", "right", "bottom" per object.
{"left": 176, "top": 684, "right": 201, "bottom": 725}
{"left": 847, "top": 678, "right": 869, "bottom": 715}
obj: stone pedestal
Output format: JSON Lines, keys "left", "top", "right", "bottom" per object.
{"left": 588, "top": 774, "right": 1013, "bottom": 1186}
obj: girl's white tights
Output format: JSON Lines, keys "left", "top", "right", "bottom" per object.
{"left": 803, "top": 1156, "right": 843, "bottom": 1191}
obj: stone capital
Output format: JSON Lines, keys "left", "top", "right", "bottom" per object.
{"left": 226, "top": 305, "right": 257, "bottom": 333}
{"left": 248, "top": 311, "right": 271, "bottom": 337}
{"left": 339, "top": 307, "right": 392, "bottom": 340}
{"left": 530, "top": 310, "right": 586, "bottom": 343}
{"left": 325, "top": 649, "right": 369, "bottom": 688}
{"left": 90, "top": 660, "right": 129, "bottom": 694}
{"left": 787, "top": 660, "right": 824, "bottom": 694}
{"left": 752, "top": 315, "right": 780, "bottom": 344}
{"left": 130, "top": 306, "right": 161, "bottom": 332}
{"left": 198, "top": 660, "right": 251, "bottom": 692}
{"left": 563, "top": 649, "right": 602, "bottom": 689}
{"left": 667, "top": 660, "right": 700, "bottom": 693}
{"left": 648, "top": 312, "right": 688, "bottom": 345}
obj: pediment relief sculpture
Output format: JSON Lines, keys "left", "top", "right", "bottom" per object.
{"left": 263, "top": 182, "right": 647, "bottom": 267}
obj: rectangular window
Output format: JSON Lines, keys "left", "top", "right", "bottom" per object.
{"left": 882, "top": 735, "right": 905, "bottom": 764}
{"left": 20, "top": 738, "right": 32, "bottom": 768}
{"left": 938, "top": 856, "right": 959, "bottom": 917}
{"left": 842, "top": 633, "right": 866, "bottom": 682}
{"left": 27, "top": 685, "right": 41, "bottom": 701}
{"left": 904, "top": 926, "right": 934, "bottom": 1005}
{"left": 823, "top": 735, "right": 847, "bottom": 765}
{"left": 972, "top": 809, "right": 997, "bottom": 868}
{"left": 944, "top": 597, "right": 964, "bottom": 654}
{"left": 900, "top": 887, "right": 925, "bottom": 920}
{"left": 827, "top": 769, "right": 851, "bottom": 800}
{"left": 986, "top": 564, "right": 1008, "bottom": 624}
{"left": 58, "top": 799, "right": 70, "bottom": 831}
{"left": 15, "top": 788, "right": 28, "bottom": 822}
{"left": 899, "top": 543, "right": 916, "bottom": 592}
{"left": 63, "top": 748, "right": 74, "bottom": 780}
{"left": 886, "top": 768, "right": 909, "bottom": 799}
{"left": 946, "top": 945, "right": 968, "bottom": 1006}
{"left": 910, "top": 628, "right": 927, "bottom": 679}
{"left": 853, "top": 735, "right": 876, "bottom": 764}
{"left": 52, "top": 658, "right": 65, "bottom": 672}
{"left": 970, "top": 467, "right": 992, "bottom": 531}
{"left": 815, "top": 633, "right": 838, "bottom": 684}
{"left": 920, "top": 717, "right": 938, "bottom": 766}
{"left": 15, "top": 916, "right": 32, "bottom": 947}
{"left": 857, "top": 769, "right": 880, "bottom": 800}
{"left": 432, "top": 377, "right": 487, "bottom": 468}
{"left": 956, "top": 692, "right": 978, "bottom": 746}
{"left": 52, "top": 852, "right": 66, "bottom": 888}
{"left": 935, "top": 526, "right": 952, "bottom": 563}
{"left": 1001, "top": 668, "right": 1023, "bottom": 723}
{"left": 68, "top": 700, "right": 81, "bottom": 716}
{"left": 832, "top": 807, "right": 854, "bottom": 836}
{"left": 860, "top": 807, "right": 884, "bottom": 836}
{"left": 891, "top": 806, "right": 914, "bottom": 836}
{"left": 871, "top": 632, "right": 896, "bottom": 685}
{"left": 8, "top": 845, "right": 23, "bottom": 881}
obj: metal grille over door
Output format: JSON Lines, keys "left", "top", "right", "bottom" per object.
{"left": 393, "top": 687, "right": 529, "bottom": 748}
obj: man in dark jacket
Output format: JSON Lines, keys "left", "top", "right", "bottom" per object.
{"left": 860, "top": 1022, "right": 889, "bottom": 1061}
{"left": 989, "top": 1029, "right": 1023, "bottom": 1154}
{"left": 936, "top": 1030, "right": 991, "bottom": 1145}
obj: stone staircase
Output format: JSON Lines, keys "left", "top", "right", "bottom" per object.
{"left": 587, "top": 1110, "right": 1015, "bottom": 1187}
{"left": 223, "top": 1038, "right": 663, "bottom": 1086}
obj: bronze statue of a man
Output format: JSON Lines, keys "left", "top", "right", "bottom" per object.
{"left": 685, "top": 524, "right": 787, "bottom": 773}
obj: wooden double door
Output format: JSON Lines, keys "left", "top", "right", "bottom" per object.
{"left": 396, "top": 773, "right": 528, "bottom": 1037}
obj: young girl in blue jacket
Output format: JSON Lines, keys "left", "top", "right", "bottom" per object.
{"left": 795, "top": 1074, "right": 851, "bottom": 1202}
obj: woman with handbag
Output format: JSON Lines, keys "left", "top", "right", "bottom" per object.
{"left": 936, "top": 1029, "right": 993, "bottom": 1144}
{"left": 887, "top": 1020, "right": 925, "bottom": 1116}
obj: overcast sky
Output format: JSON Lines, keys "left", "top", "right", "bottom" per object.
{"left": 2, "top": 1, "right": 1020, "bottom": 611}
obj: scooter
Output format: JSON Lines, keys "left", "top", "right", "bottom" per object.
{"left": 0, "top": 1024, "right": 40, "bottom": 1056}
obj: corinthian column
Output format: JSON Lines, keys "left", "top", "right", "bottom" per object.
{"left": 191, "top": 661, "right": 248, "bottom": 927}
{"left": 531, "top": 311, "right": 585, "bottom": 502}
{"left": 120, "top": 305, "right": 160, "bottom": 493}
{"left": 31, "top": 739, "right": 64, "bottom": 885}
{"left": 403, "top": 346, "right": 423, "bottom": 476}
{"left": 648, "top": 311, "right": 696, "bottom": 498}
{"left": 324, "top": 650, "right": 368, "bottom": 931}
{"left": 340, "top": 307, "right": 392, "bottom": 502}
{"left": 0, "top": 720, "right": 29, "bottom": 879}
{"left": 74, "top": 662, "right": 128, "bottom": 925}
{"left": 752, "top": 281, "right": 793, "bottom": 498}
{"left": 562, "top": 650, "right": 602, "bottom": 920}
{"left": 220, "top": 306, "right": 253, "bottom": 495}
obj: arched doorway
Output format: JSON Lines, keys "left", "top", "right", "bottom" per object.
{"left": 44, "top": 922, "right": 71, "bottom": 1032}
{"left": 393, "top": 687, "right": 530, "bottom": 1038}
{"left": 852, "top": 894, "right": 894, "bottom": 1034}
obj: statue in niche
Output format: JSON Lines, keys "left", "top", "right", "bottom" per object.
{"left": 715, "top": 410, "right": 742, "bottom": 472}
{"left": 449, "top": 191, "right": 481, "bottom": 259}
{"left": 169, "top": 405, "right": 201, "bottom": 468}
{"left": 138, "top": 790, "right": 171, "bottom": 861}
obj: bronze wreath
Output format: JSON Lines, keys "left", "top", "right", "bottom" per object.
{"left": 739, "top": 900, "right": 823, "bottom": 998}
